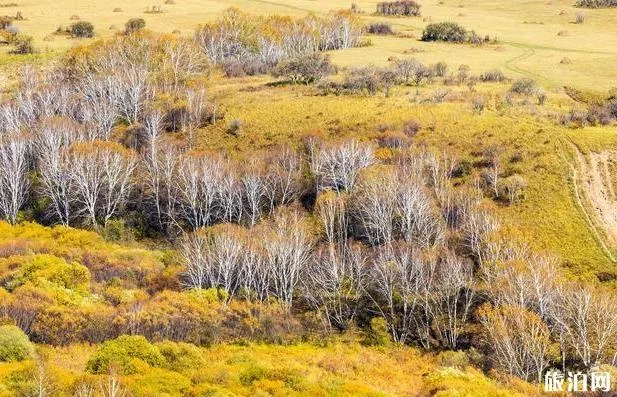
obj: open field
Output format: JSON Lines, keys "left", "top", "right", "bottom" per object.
{"left": 2, "top": 0, "right": 617, "bottom": 90}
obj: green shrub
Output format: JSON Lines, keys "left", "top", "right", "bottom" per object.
{"left": 70, "top": 21, "right": 94, "bottom": 38}
{"left": 125, "top": 18, "right": 146, "bottom": 34}
{"left": 363, "top": 317, "right": 392, "bottom": 346}
{"left": 4, "top": 254, "right": 90, "bottom": 293}
{"left": 239, "top": 365, "right": 268, "bottom": 386}
{"left": 421, "top": 22, "right": 467, "bottom": 43}
{"left": 0, "top": 325, "right": 34, "bottom": 362}
{"left": 86, "top": 335, "right": 165, "bottom": 375}
{"left": 156, "top": 341, "right": 205, "bottom": 373}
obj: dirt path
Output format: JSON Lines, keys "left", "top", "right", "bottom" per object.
{"left": 570, "top": 144, "right": 617, "bottom": 259}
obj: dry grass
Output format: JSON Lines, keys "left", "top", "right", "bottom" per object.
{"left": 0, "top": 0, "right": 615, "bottom": 90}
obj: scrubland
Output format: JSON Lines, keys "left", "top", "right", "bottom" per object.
{"left": 0, "top": 0, "right": 616, "bottom": 396}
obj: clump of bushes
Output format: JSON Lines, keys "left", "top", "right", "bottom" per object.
{"left": 9, "top": 33, "right": 34, "bottom": 54}
{"left": 509, "top": 77, "right": 537, "bottom": 95}
{"left": 403, "top": 120, "right": 421, "bottom": 137}
{"left": 125, "top": 18, "right": 145, "bottom": 34}
{"left": 471, "top": 96, "right": 486, "bottom": 113}
{"left": 87, "top": 335, "right": 166, "bottom": 375}
{"left": 576, "top": 0, "right": 617, "bottom": 7}
{"left": 272, "top": 52, "right": 335, "bottom": 84}
{"left": 0, "top": 325, "right": 34, "bottom": 362}
{"left": 366, "top": 22, "right": 394, "bottom": 35}
{"left": 431, "top": 61, "right": 448, "bottom": 77}
{"left": 498, "top": 175, "right": 527, "bottom": 204}
{"left": 376, "top": 1, "right": 421, "bottom": 16}
{"left": 342, "top": 66, "right": 381, "bottom": 95}
{"left": 421, "top": 22, "right": 467, "bottom": 42}
{"left": 480, "top": 69, "right": 506, "bottom": 82}
{"left": 0, "top": 15, "right": 10, "bottom": 29}
{"left": 575, "top": 11, "right": 586, "bottom": 23}
{"left": 222, "top": 59, "right": 269, "bottom": 78}
{"left": 421, "top": 22, "right": 490, "bottom": 44}
{"left": 70, "top": 21, "right": 94, "bottom": 38}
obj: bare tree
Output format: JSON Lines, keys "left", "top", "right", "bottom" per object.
{"left": 241, "top": 160, "right": 267, "bottom": 227}
{"left": 370, "top": 243, "right": 427, "bottom": 345}
{"left": 239, "top": 234, "right": 270, "bottom": 302}
{"left": 551, "top": 286, "right": 617, "bottom": 368}
{"left": 315, "top": 190, "right": 348, "bottom": 244}
{"left": 305, "top": 241, "right": 366, "bottom": 331}
{"left": 396, "top": 177, "right": 445, "bottom": 247}
{"left": 262, "top": 208, "right": 313, "bottom": 310}
{"left": 263, "top": 146, "right": 303, "bottom": 212}
{"left": 0, "top": 133, "right": 31, "bottom": 224}
{"left": 173, "top": 154, "right": 223, "bottom": 230}
{"left": 426, "top": 252, "right": 476, "bottom": 349}
{"left": 310, "top": 139, "right": 375, "bottom": 192}
{"left": 76, "top": 75, "right": 119, "bottom": 140}
{"left": 181, "top": 225, "right": 246, "bottom": 300}
{"left": 67, "top": 141, "right": 137, "bottom": 227}
{"left": 351, "top": 171, "right": 397, "bottom": 245}
{"left": 34, "top": 118, "right": 83, "bottom": 225}
{"left": 182, "top": 88, "right": 213, "bottom": 148}
{"left": 479, "top": 304, "right": 553, "bottom": 382}
{"left": 161, "top": 38, "right": 208, "bottom": 94}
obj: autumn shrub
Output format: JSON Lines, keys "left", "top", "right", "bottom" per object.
{"left": 87, "top": 335, "right": 166, "bottom": 375}
{"left": 366, "top": 22, "right": 394, "bottom": 35}
{"left": 498, "top": 175, "right": 527, "bottom": 204}
{"left": 509, "top": 78, "right": 537, "bottom": 95}
{"left": 222, "top": 59, "right": 269, "bottom": 77}
{"left": 364, "top": 317, "right": 392, "bottom": 346}
{"left": 402, "top": 120, "right": 421, "bottom": 137}
{"left": 376, "top": 1, "right": 421, "bottom": 16}
{"left": 431, "top": 61, "right": 448, "bottom": 77}
{"left": 0, "top": 325, "right": 34, "bottom": 362}
{"left": 124, "top": 18, "right": 145, "bottom": 34}
{"left": 130, "top": 290, "right": 221, "bottom": 345}
{"left": 123, "top": 367, "right": 192, "bottom": 396}
{"left": 343, "top": 66, "right": 381, "bottom": 95}
{"left": 30, "top": 304, "right": 118, "bottom": 345}
{"left": 1, "top": 254, "right": 90, "bottom": 293}
{"left": 378, "top": 131, "right": 411, "bottom": 149}
{"left": 70, "top": 21, "right": 94, "bottom": 38}
{"left": 9, "top": 34, "right": 34, "bottom": 54}
{"left": 156, "top": 341, "right": 205, "bottom": 373}
{"left": 480, "top": 69, "right": 506, "bottom": 82}
{"left": 239, "top": 365, "right": 268, "bottom": 386}
{"left": 272, "top": 52, "right": 335, "bottom": 84}
{"left": 0, "top": 16, "right": 10, "bottom": 29}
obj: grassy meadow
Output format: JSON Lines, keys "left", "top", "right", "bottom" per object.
{"left": 3, "top": 0, "right": 617, "bottom": 90}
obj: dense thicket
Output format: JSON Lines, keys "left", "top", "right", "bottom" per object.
{"left": 376, "top": 1, "right": 422, "bottom": 16}
{"left": 576, "top": 0, "right": 617, "bottom": 7}
{"left": 196, "top": 8, "right": 363, "bottom": 74}
{"left": 421, "top": 22, "right": 490, "bottom": 45}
